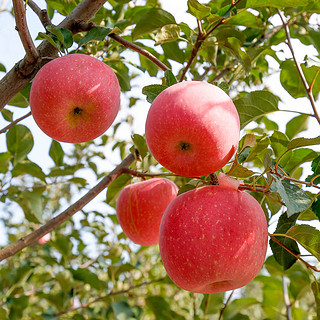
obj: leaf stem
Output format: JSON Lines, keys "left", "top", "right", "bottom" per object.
{"left": 0, "top": 111, "right": 32, "bottom": 134}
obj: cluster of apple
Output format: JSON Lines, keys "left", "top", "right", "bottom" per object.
{"left": 29, "top": 54, "right": 268, "bottom": 294}
{"left": 117, "top": 81, "right": 268, "bottom": 294}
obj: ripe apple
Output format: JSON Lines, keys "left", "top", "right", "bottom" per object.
{"left": 116, "top": 178, "right": 179, "bottom": 246}
{"left": 159, "top": 181, "right": 268, "bottom": 293}
{"left": 30, "top": 53, "right": 121, "bottom": 143}
{"left": 145, "top": 81, "right": 240, "bottom": 177}
{"left": 38, "top": 233, "right": 51, "bottom": 245}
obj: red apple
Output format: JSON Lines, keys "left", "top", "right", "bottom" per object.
{"left": 159, "top": 181, "right": 268, "bottom": 293}
{"left": 38, "top": 233, "right": 51, "bottom": 245}
{"left": 116, "top": 178, "right": 179, "bottom": 246}
{"left": 30, "top": 53, "right": 120, "bottom": 143}
{"left": 145, "top": 81, "right": 240, "bottom": 177}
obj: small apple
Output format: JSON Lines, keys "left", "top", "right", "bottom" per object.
{"left": 116, "top": 178, "right": 179, "bottom": 246}
{"left": 38, "top": 233, "right": 51, "bottom": 245}
{"left": 30, "top": 53, "right": 120, "bottom": 143}
{"left": 145, "top": 81, "right": 240, "bottom": 177}
{"left": 159, "top": 181, "right": 268, "bottom": 293}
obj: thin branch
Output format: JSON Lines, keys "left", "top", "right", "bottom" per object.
{"left": 26, "top": 0, "right": 54, "bottom": 28}
{"left": 282, "top": 276, "right": 293, "bottom": 320}
{"left": 12, "top": 0, "right": 39, "bottom": 67}
{"left": 54, "top": 277, "right": 165, "bottom": 316}
{"left": 277, "top": 9, "right": 320, "bottom": 125}
{"left": 0, "top": 111, "right": 31, "bottom": 134}
{"left": 218, "top": 290, "right": 234, "bottom": 320}
{"left": 0, "top": 153, "right": 136, "bottom": 262}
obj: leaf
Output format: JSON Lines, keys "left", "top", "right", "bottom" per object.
{"left": 229, "top": 163, "right": 255, "bottom": 178}
{"left": 270, "top": 130, "right": 289, "bottom": 158}
{"left": 286, "top": 224, "right": 320, "bottom": 261}
{"left": 0, "top": 152, "right": 12, "bottom": 173}
{"left": 70, "top": 268, "right": 106, "bottom": 290}
{"left": 285, "top": 115, "right": 309, "bottom": 140}
{"left": 131, "top": 134, "right": 149, "bottom": 158}
{"left": 12, "top": 161, "right": 46, "bottom": 181}
{"left": 270, "top": 176, "right": 311, "bottom": 217}
{"left": 154, "top": 24, "right": 181, "bottom": 45}
{"left": 47, "top": 27, "right": 73, "bottom": 49}
{"left": 233, "top": 91, "right": 279, "bottom": 129}
{"left": 38, "top": 32, "right": 60, "bottom": 51}
{"left": 8, "top": 83, "right": 31, "bottom": 108}
{"left": 0, "top": 63, "right": 6, "bottom": 72}
{"left": 78, "top": 27, "right": 112, "bottom": 47}
{"left": 306, "top": 155, "right": 320, "bottom": 184}
{"left": 311, "top": 197, "right": 320, "bottom": 221}
{"left": 312, "top": 281, "right": 320, "bottom": 319}
{"left": 164, "top": 70, "right": 177, "bottom": 87}
{"left": 162, "top": 41, "right": 185, "bottom": 64}
{"left": 19, "top": 190, "right": 43, "bottom": 223}
{"left": 49, "top": 140, "right": 64, "bottom": 166}
{"left": 1, "top": 109, "right": 13, "bottom": 122}
{"left": 246, "top": 0, "right": 308, "bottom": 8}
{"left": 200, "top": 293, "right": 224, "bottom": 315}
{"left": 142, "top": 84, "right": 168, "bottom": 103}
{"left": 287, "top": 136, "right": 320, "bottom": 150}
{"left": 106, "top": 174, "right": 132, "bottom": 205}
{"left": 146, "top": 296, "right": 185, "bottom": 320}
{"left": 226, "top": 10, "right": 264, "bottom": 28}
{"left": 237, "top": 146, "right": 250, "bottom": 164}
{"left": 6, "top": 125, "right": 34, "bottom": 165}
{"left": 112, "top": 301, "right": 135, "bottom": 320}
{"left": 269, "top": 212, "right": 300, "bottom": 270}
{"left": 223, "top": 298, "right": 260, "bottom": 320}
{"left": 187, "top": 0, "right": 211, "bottom": 20}
{"left": 132, "top": 8, "right": 176, "bottom": 40}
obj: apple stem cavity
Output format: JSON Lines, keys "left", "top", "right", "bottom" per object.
{"left": 179, "top": 141, "right": 191, "bottom": 151}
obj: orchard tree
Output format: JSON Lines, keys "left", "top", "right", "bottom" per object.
{"left": 0, "top": 0, "right": 320, "bottom": 319}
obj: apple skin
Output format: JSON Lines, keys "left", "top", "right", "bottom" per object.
{"left": 30, "top": 53, "right": 120, "bottom": 143}
{"left": 116, "top": 178, "right": 179, "bottom": 246}
{"left": 38, "top": 233, "right": 51, "bottom": 245}
{"left": 159, "top": 184, "right": 268, "bottom": 294}
{"left": 145, "top": 81, "right": 240, "bottom": 177}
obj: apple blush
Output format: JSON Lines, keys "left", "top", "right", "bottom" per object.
{"left": 159, "top": 178, "right": 268, "bottom": 294}
{"left": 116, "top": 178, "right": 179, "bottom": 246}
{"left": 30, "top": 53, "right": 120, "bottom": 143}
{"left": 145, "top": 81, "right": 240, "bottom": 177}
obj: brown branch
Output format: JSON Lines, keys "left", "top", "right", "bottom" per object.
{"left": 0, "top": 111, "right": 31, "bottom": 134}
{"left": 0, "top": 153, "right": 136, "bottom": 262}
{"left": 26, "top": 0, "right": 54, "bottom": 28}
{"left": 54, "top": 277, "right": 165, "bottom": 316}
{"left": 12, "top": 0, "right": 39, "bottom": 67}
{"left": 277, "top": 9, "right": 320, "bottom": 125}
{"left": 218, "top": 290, "right": 234, "bottom": 320}
{"left": 0, "top": 0, "right": 109, "bottom": 111}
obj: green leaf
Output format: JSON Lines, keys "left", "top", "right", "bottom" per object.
{"left": 131, "top": 134, "right": 149, "bottom": 158}
{"left": 287, "top": 136, "right": 320, "bottom": 150}
{"left": 200, "top": 293, "right": 224, "bottom": 315}
{"left": 223, "top": 298, "right": 260, "bottom": 320}
{"left": 112, "top": 301, "right": 135, "bottom": 320}
{"left": 1, "top": 109, "right": 13, "bottom": 122}
{"left": 70, "top": 268, "right": 106, "bottom": 290}
{"left": 246, "top": 0, "right": 308, "bottom": 8}
{"left": 106, "top": 174, "right": 132, "bottom": 205}
{"left": 0, "top": 152, "right": 12, "bottom": 173}
{"left": 78, "top": 27, "right": 112, "bottom": 47}
{"left": 269, "top": 212, "right": 300, "bottom": 270}
{"left": 0, "top": 63, "right": 6, "bottom": 72}
{"left": 312, "top": 197, "right": 320, "bottom": 221}
{"left": 229, "top": 163, "right": 255, "bottom": 178}
{"left": 312, "top": 281, "right": 320, "bottom": 320}
{"left": 47, "top": 27, "right": 73, "bottom": 49}
{"left": 146, "top": 296, "right": 185, "bottom": 320}
{"left": 6, "top": 125, "right": 34, "bottom": 165}
{"left": 270, "top": 130, "right": 289, "bottom": 158}
{"left": 286, "top": 224, "right": 320, "bottom": 261}
{"left": 226, "top": 11, "right": 264, "bottom": 28}
{"left": 8, "top": 83, "right": 31, "bottom": 108}
{"left": 164, "top": 70, "right": 177, "bottom": 87}
{"left": 306, "top": 155, "right": 320, "bottom": 184}
{"left": 38, "top": 32, "right": 61, "bottom": 51}
{"left": 217, "top": 5, "right": 236, "bottom": 19}
{"left": 285, "top": 115, "right": 309, "bottom": 140}
{"left": 132, "top": 8, "right": 176, "bottom": 40}
{"left": 162, "top": 41, "right": 185, "bottom": 63}
{"left": 142, "top": 84, "right": 168, "bottom": 103}
{"left": 270, "top": 176, "right": 311, "bottom": 217}
{"left": 233, "top": 91, "right": 279, "bottom": 129}
{"left": 49, "top": 140, "right": 64, "bottom": 166}
{"left": 154, "top": 24, "right": 180, "bottom": 45}
{"left": 12, "top": 160, "right": 46, "bottom": 181}
{"left": 187, "top": 0, "right": 211, "bottom": 20}
{"left": 19, "top": 190, "right": 43, "bottom": 223}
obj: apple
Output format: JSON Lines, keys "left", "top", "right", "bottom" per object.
{"left": 159, "top": 180, "right": 268, "bottom": 293}
{"left": 116, "top": 178, "right": 179, "bottom": 246}
{"left": 145, "top": 81, "right": 240, "bottom": 177}
{"left": 38, "top": 233, "right": 51, "bottom": 245}
{"left": 30, "top": 53, "right": 120, "bottom": 143}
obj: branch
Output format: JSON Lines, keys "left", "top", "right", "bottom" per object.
{"left": 0, "top": 111, "right": 31, "bottom": 134}
{"left": 26, "top": 0, "right": 54, "bottom": 28}
{"left": 277, "top": 9, "right": 320, "bottom": 125}
{"left": 218, "top": 290, "right": 234, "bottom": 320}
{"left": 282, "top": 277, "right": 293, "bottom": 320}
{"left": 12, "top": 0, "right": 39, "bottom": 66}
{"left": 54, "top": 277, "right": 165, "bottom": 316}
{"left": 0, "top": 0, "right": 109, "bottom": 111}
{"left": 0, "top": 153, "right": 136, "bottom": 262}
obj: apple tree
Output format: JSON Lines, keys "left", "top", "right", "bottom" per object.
{"left": 0, "top": 0, "right": 320, "bottom": 319}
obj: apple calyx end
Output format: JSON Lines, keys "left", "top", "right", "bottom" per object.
{"left": 73, "top": 107, "right": 83, "bottom": 115}
{"left": 178, "top": 141, "right": 191, "bottom": 151}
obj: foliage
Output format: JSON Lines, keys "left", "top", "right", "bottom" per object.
{"left": 0, "top": 0, "right": 320, "bottom": 319}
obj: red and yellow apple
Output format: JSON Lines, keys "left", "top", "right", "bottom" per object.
{"left": 30, "top": 53, "right": 120, "bottom": 143}
{"left": 116, "top": 178, "right": 179, "bottom": 246}
{"left": 159, "top": 179, "right": 268, "bottom": 293}
{"left": 145, "top": 81, "right": 240, "bottom": 177}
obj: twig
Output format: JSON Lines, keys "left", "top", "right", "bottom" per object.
{"left": 54, "top": 277, "right": 165, "bottom": 316}
{"left": 12, "top": 0, "right": 40, "bottom": 70}
{"left": 277, "top": 9, "right": 320, "bottom": 125}
{"left": 218, "top": 290, "right": 234, "bottom": 320}
{"left": 26, "top": 0, "right": 54, "bottom": 28}
{"left": 0, "top": 153, "right": 136, "bottom": 261}
{"left": 0, "top": 111, "right": 31, "bottom": 134}
{"left": 282, "top": 276, "right": 292, "bottom": 320}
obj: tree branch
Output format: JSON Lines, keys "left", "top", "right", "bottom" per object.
{"left": 277, "top": 9, "right": 320, "bottom": 125}
{"left": 12, "top": 0, "right": 39, "bottom": 67}
{"left": 0, "top": 152, "right": 136, "bottom": 262}
{"left": 0, "top": 0, "right": 109, "bottom": 111}
{"left": 0, "top": 110, "right": 31, "bottom": 134}
{"left": 26, "top": 0, "right": 54, "bottom": 28}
